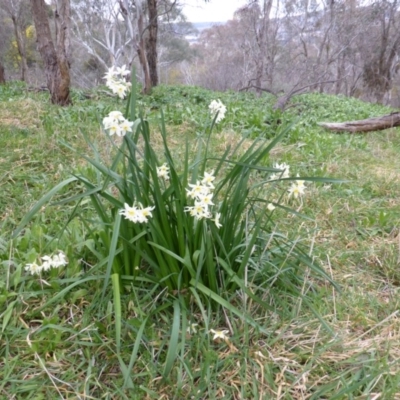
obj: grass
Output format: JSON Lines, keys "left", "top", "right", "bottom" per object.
{"left": 1, "top": 81, "right": 400, "bottom": 399}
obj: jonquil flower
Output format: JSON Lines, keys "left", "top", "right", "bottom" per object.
{"left": 201, "top": 170, "right": 215, "bottom": 187}
{"left": 51, "top": 252, "right": 68, "bottom": 268}
{"left": 208, "top": 99, "right": 226, "bottom": 123}
{"left": 41, "top": 255, "right": 53, "bottom": 271}
{"left": 187, "top": 323, "right": 199, "bottom": 334}
{"left": 186, "top": 181, "right": 210, "bottom": 199}
{"left": 119, "top": 203, "right": 155, "bottom": 223}
{"left": 288, "top": 180, "right": 306, "bottom": 198}
{"left": 213, "top": 212, "right": 223, "bottom": 228}
{"left": 267, "top": 203, "right": 275, "bottom": 211}
{"left": 157, "top": 164, "right": 170, "bottom": 180}
{"left": 270, "top": 162, "right": 290, "bottom": 180}
{"left": 104, "top": 65, "right": 131, "bottom": 99}
{"left": 137, "top": 204, "right": 155, "bottom": 223}
{"left": 102, "top": 111, "right": 134, "bottom": 137}
{"left": 210, "top": 329, "right": 230, "bottom": 341}
{"left": 120, "top": 119, "right": 134, "bottom": 135}
{"left": 185, "top": 171, "right": 218, "bottom": 221}
{"left": 25, "top": 262, "right": 42, "bottom": 275}
{"left": 25, "top": 252, "right": 68, "bottom": 275}
{"left": 115, "top": 64, "right": 130, "bottom": 76}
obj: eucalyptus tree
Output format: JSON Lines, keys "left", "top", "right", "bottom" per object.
{"left": 30, "top": 0, "right": 71, "bottom": 105}
{"left": 358, "top": 0, "right": 400, "bottom": 103}
{"left": 0, "top": 0, "right": 30, "bottom": 81}
{"left": 71, "top": 0, "right": 134, "bottom": 70}
{"left": 0, "top": 61, "right": 5, "bottom": 83}
{"left": 72, "top": 0, "right": 185, "bottom": 93}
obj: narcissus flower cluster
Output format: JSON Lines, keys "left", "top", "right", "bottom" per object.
{"left": 25, "top": 252, "right": 68, "bottom": 275}
{"left": 103, "top": 65, "right": 131, "bottom": 99}
{"left": 269, "top": 163, "right": 307, "bottom": 199}
{"left": 208, "top": 99, "right": 227, "bottom": 123}
{"left": 184, "top": 171, "right": 222, "bottom": 228}
{"left": 102, "top": 111, "right": 133, "bottom": 137}
{"left": 269, "top": 162, "right": 290, "bottom": 181}
{"left": 119, "top": 203, "right": 155, "bottom": 224}
{"left": 156, "top": 163, "right": 170, "bottom": 180}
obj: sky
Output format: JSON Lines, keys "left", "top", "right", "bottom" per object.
{"left": 181, "top": 0, "right": 248, "bottom": 23}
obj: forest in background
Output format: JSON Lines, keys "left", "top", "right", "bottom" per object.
{"left": 1, "top": 0, "right": 400, "bottom": 107}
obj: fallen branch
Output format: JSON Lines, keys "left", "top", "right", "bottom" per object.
{"left": 27, "top": 86, "right": 48, "bottom": 92}
{"left": 319, "top": 112, "right": 400, "bottom": 133}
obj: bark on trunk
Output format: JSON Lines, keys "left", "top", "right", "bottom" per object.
{"left": 11, "top": 15, "right": 29, "bottom": 81}
{"left": 319, "top": 112, "right": 400, "bottom": 133}
{"left": 30, "top": 0, "right": 71, "bottom": 105}
{"left": 55, "top": 0, "right": 71, "bottom": 102}
{"left": 0, "top": 63, "right": 5, "bottom": 84}
{"left": 137, "top": 11, "right": 151, "bottom": 94}
{"left": 146, "top": 0, "right": 158, "bottom": 88}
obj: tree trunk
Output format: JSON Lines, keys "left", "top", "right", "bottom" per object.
{"left": 0, "top": 62, "right": 5, "bottom": 84}
{"left": 254, "top": 0, "right": 273, "bottom": 94}
{"left": 55, "top": 0, "right": 71, "bottom": 100}
{"left": 319, "top": 112, "right": 400, "bottom": 133}
{"left": 11, "top": 15, "right": 29, "bottom": 81}
{"left": 30, "top": 0, "right": 71, "bottom": 105}
{"left": 146, "top": 0, "right": 158, "bottom": 88}
{"left": 137, "top": 11, "right": 152, "bottom": 94}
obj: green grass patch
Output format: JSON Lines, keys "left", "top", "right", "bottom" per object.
{"left": 1, "top": 81, "right": 400, "bottom": 398}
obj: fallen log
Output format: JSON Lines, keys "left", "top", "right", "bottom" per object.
{"left": 319, "top": 111, "right": 400, "bottom": 133}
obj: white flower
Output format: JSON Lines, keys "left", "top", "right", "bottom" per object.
{"left": 104, "top": 65, "right": 131, "bottom": 99}
{"left": 201, "top": 171, "right": 215, "bottom": 187}
{"left": 102, "top": 116, "right": 115, "bottom": 129}
{"left": 186, "top": 181, "right": 210, "bottom": 199}
{"left": 51, "top": 252, "right": 68, "bottom": 268}
{"left": 210, "top": 329, "right": 230, "bottom": 341}
{"left": 120, "top": 119, "right": 134, "bottom": 135}
{"left": 25, "top": 252, "right": 68, "bottom": 275}
{"left": 119, "top": 203, "right": 139, "bottom": 223}
{"left": 102, "top": 111, "right": 134, "bottom": 137}
{"left": 119, "top": 203, "right": 155, "bottom": 224}
{"left": 185, "top": 171, "right": 218, "bottom": 221}
{"left": 213, "top": 212, "right": 222, "bottom": 228}
{"left": 157, "top": 164, "right": 170, "bottom": 180}
{"left": 107, "top": 122, "right": 122, "bottom": 137}
{"left": 106, "top": 79, "right": 118, "bottom": 92}
{"left": 103, "top": 66, "right": 117, "bottom": 81}
{"left": 270, "top": 162, "right": 290, "bottom": 180}
{"left": 184, "top": 203, "right": 210, "bottom": 220}
{"left": 108, "top": 111, "right": 124, "bottom": 121}
{"left": 267, "top": 203, "right": 275, "bottom": 211}
{"left": 114, "top": 84, "right": 128, "bottom": 99}
{"left": 187, "top": 323, "right": 199, "bottom": 334}
{"left": 197, "top": 193, "right": 214, "bottom": 207}
{"left": 288, "top": 181, "right": 306, "bottom": 198}
{"left": 208, "top": 99, "right": 226, "bottom": 123}
{"left": 25, "top": 262, "right": 42, "bottom": 275}
{"left": 116, "top": 64, "right": 130, "bottom": 76}
{"left": 42, "top": 253, "right": 68, "bottom": 270}
{"left": 137, "top": 204, "right": 155, "bottom": 223}
{"left": 41, "top": 255, "right": 53, "bottom": 271}
{"left": 295, "top": 175, "right": 305, "bottom": 188}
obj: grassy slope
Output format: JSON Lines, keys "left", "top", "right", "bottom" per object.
{"left": 1, "top": 82, "right": 400, "bottom": 399}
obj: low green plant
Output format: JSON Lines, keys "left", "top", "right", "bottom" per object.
{"left": 13, "top": 72, "right": 340, "bottom": 381}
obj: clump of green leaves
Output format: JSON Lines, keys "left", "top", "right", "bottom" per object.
{"left": 13, "top": 73, "right": 338, "bottom": 380}
{"left": 16, "top": 74, "right": 334, "bottom": 302}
